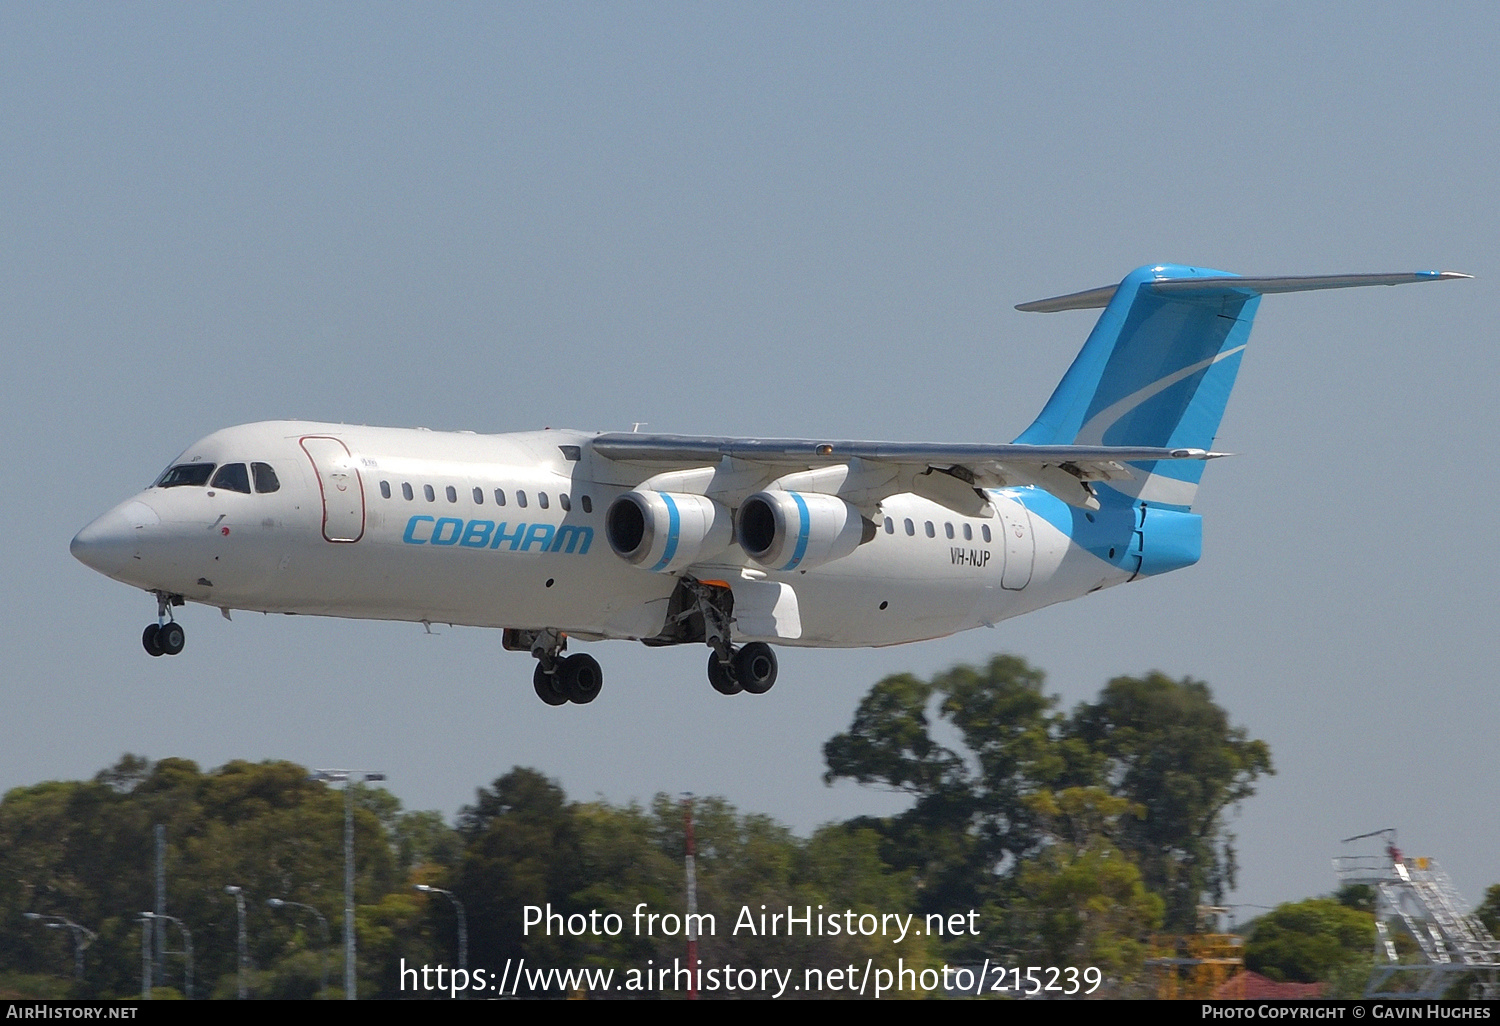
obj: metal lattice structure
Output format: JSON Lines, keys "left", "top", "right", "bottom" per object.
{"left": 1335, "top": 833, "right": 1500, "bottom": 1000}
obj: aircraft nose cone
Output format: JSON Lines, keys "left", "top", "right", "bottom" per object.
{"left": 71, "top": 500, "right": 159, "bottom": 577}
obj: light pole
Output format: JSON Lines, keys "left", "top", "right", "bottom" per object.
{"left": 224, "top": 886, "right": 247, "bottom": 999}
{"left": 682, "top": 793, "right": 698, "bottom": 1001}
{"left": 138, "top": 916, "right": 151, "bottom": 1000}
{"left": 312, "top": 768, "right": 385, "bottom": 1000}
{"left": 267, "top": 898, "right": 330, "bottom": 999}
{"left": 415, "top": 884, "right": 467, "bottom": 991}
{"left": 22, "top": 913, "right": 96, "bottom": 985}
{"left": 140, "top": 912, "right": 193, "bottom": 999}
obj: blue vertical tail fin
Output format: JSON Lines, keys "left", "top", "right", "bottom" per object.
{"left": 1013, "top": 265, "right": 1468, "bottom": 510}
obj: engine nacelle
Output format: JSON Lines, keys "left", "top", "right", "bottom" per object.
{"left": 737, "top": 490, "right": 869, "bottom": 571}
{"left": 605, "top": 491, "right": 733, "bottom": 573}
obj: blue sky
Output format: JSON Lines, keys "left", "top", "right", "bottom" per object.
{"left": 3, "top": 3, "right": 1496, "bottom": 919}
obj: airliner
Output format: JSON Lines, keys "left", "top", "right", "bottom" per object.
{"left": 71, "top": 264, "right": 1466, "bottom": 705}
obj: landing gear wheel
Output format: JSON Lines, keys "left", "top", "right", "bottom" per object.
{"left": 533, "top": 663, "right": 568, "bottom": 706}
{"left": 142, "top": 624, "right": 164, "bottom": 657}
{"left": 558, "top": 654, "right": 603, "bottom": 704}
{"left": 707, "top": 652, "right": 742, "bottom": 695}
{"left": 734, "top": 642, "right": 777, "bottom": 695}
{"left": 156, "top": 621, "right": 186, "bottom": 656}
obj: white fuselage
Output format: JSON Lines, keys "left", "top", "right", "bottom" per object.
{"left": 73, "top": 421, "right": 1138, "bottom": 649}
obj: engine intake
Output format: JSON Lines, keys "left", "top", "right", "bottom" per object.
{"left": 606, "top": 491, "right": 732, "bottom": 574}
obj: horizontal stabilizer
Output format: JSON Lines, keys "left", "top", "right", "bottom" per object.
{"left": 1018, "top": 270, "right": 1471, "bottom": 313}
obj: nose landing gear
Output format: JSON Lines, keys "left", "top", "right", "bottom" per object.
{"left": 143, "top": 592, "right": 186, "bottom": 657}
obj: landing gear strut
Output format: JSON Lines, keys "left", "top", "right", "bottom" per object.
{"left": 143, "top": 592, "right": 186, "bottom": 657}
{"left": 511, "top": 628, "right": 604, "bottom": 706}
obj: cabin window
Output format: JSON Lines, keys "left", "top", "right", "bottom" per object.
{"left": 156, "top": 463, "right": 215, "bottom": 488}
{"left": 252, "top": 463, "right": 281, "bottom": 493}
{"left": 944, "top": 523, "right": 954, "bottom": 539}
{"left": 446, "top": 485, "right": 458, "bottom": 503}
{"left": 210, "top": 463, "right": 252, "bottom": 494}
{"left": 424, "top": 484, "right": 435, "bottom": 502}
{"left": 982, "top": 524, "right": 992, "bottom": 542}
{"left": 559, "top": 493, "right": 571, "bottom": 511}
{"left": 494, "top": 489, "right": 506, "bottom": 506}
{"left": 380, "top": 481, "right": 391, "bottom": 499}
{"left": 473, "top": 487, "right": 484, "bottom": 504}
{"left": 517, "top": 490, "right": 528, "bottom": 508}
{"left": 963, "top": 523, "right": 973, "bottom": 541}
{"left": 402, "top": 482, "right": 414, "bottom": 501}
{"left": 904, "top": 518, "right": 915, "bottom": 536}
{"left": 925, "top": 521, "right": 935, "bottom": 538}
{"left": 883, "top": 517, "right": 894, "bottom": 534}
{"left": 538, "top": 492, "right": 549, "bottom": 510}
{"left": 581, "top": 495, "right": 592, "bottom": 513}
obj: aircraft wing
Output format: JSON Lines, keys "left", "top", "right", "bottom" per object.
{"left": 592, "top": 434, "right": 1220, "bottom": 512}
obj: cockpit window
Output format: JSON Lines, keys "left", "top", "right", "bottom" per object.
{"left": 156, "top": 463, "right": 216, "bottom": 488}
{"left": 210, "top": 463, "right": 252, "bottom": 494}
{"left": 252, "top": 462, "right": 281, "bottom": 493}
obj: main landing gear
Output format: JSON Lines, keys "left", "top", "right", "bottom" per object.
{"left": 707, "top": 641, "right": 779, "bottom": 696}
{"left": 650, "top": 577, "right": 781, "bottom": 698}
{"left": 510, "top": 628, "right": 604, "bottom": 706}
{"left": 142, "top": 592, "right": 186, "bottom": 657}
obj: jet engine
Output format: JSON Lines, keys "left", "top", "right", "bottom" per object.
{"left": 605, "top": 491, "right": 733, "bottom": 574}
{"left": 736, "top": 490, "right": 872, "bottom": 572}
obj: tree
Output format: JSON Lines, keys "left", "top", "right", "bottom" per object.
{"left": 1245, "top": 898, "right": 1375, "bottom": 984}
{"left": 1012, "top": 788, "right": 1164, "bottom": 980}
{"left": 824, "top": 656, "right": 1273, "bottom": 940}
{"left": 1477, "top": 884, "right": 1500, "bottom": 935}
{"left": 1066, "top": 673, "right": 1273, "bottom": 928}
{"left": 0, "top": 756, "right": 427, "bottom": 999}
{"left": 824, "top": 656, "right": 1069, "bottom": 922}
{"left": 453, "top": 768, "right": 586, "bottom": 979}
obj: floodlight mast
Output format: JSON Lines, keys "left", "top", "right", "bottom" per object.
{"left": 312, "top": 768, "right": 385, "bottom": 1000}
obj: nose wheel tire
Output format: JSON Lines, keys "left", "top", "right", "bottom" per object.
{"left": 533, "top": 653, "right": 603, "bottom": 705}
{"left": 707, "top": 653, "right": 743, "bottom": 695}
{"left": 157, "top": 622, "right": 186, "bottom": 656}
{"left": 558, "top": 654, "right": 602, "bottom": 704}
{"left": 144, "top": 622, "right": 185, "bottom": 657}
{"left": 533, "top": 663, "right": 569, "bottom": 706}
{"left": 734, "top": 642, "right": 777, "bottom": 694}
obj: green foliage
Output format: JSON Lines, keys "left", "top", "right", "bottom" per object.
{"left": 0, "top": 755, "right": 448, "bottom": 999}
{"left": 1067, "top": 672, "right": 1274, "bottom": 929}
{"left": 1245, "top": 898, "right": 1376, "bottom": 984}
{"left": 823, "top": 655, "right": 1273, "bottom": 956}
{"left": 824, "top": 656, "right": 1069, "bottom": 924}
{"left": 1478, "top": 884, "right": 1500, "bottom": 935}
{"left": 1012, "top": 788, "right": 1164, "bottom": 978}
{"left": 1336, "top": 883, "right": 1375, "bottom": 914}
